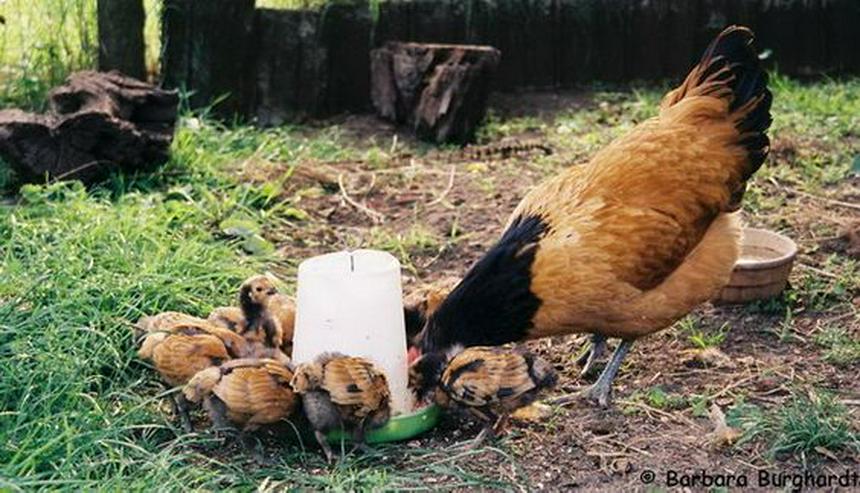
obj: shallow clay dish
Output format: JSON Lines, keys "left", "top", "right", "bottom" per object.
{"left": 715, "top": 228, "right": 798, "bottom": 304}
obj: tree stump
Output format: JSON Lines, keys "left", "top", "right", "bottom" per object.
{"left": 254, "top": 8, "right": 327, "bottom": 125}
{"left": 371, "top": 42, "right": 501, "bottom": 144}
{"left": 97, "top": 0, "right": 146, "bottom": 80}
{"left": 161, "top": 0, "right": 256, "bottom": 118}
{"left": 0, "top": 71, "right": 179, "bottom": 184}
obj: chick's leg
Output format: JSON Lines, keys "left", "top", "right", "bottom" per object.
{"left": 172, "top": 393, "right": 193, "bottom": 432}
{"left": 240, "top": 423, "right": 266, "bottom": 465}
{"left": 314, "top": 430, "right": 335, "bottom": 464}
{"left": 351, "top": 423, "right": 375, "bottom": 455}
{"left": 203, "top": 396, "right": 231, "bottom": 432}
{"left": 577, "top": 333, "right": 607, "bottom": 377}
{"left": 583, "top": 339, "right": 633, "bottom": 407}
{"left": 463, "top": 408, "right": 498, "bottom": 450}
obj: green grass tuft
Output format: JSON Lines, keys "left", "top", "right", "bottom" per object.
{"left": 728, "top": 390, "right": 859, "bottom": 460}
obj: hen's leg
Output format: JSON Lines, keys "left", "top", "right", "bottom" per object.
{"left": 550, "top": 339, "right": 633, "bottom": 407}
{"left": 583, "top": 340, "right": 633, "bottom": 407}
{"left": 578, "top": 333, "right": 607, "bottom": 377}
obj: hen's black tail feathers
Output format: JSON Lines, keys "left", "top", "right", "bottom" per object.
{"left": 665, "top": 26, "right": 773, "bottom": 186}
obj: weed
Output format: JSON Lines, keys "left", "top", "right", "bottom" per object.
{"left": 676, "top": 316, "right": 729, "bottom": 349}
{"left": 728, "top": 390, "right": 859, "bottom": 460}
{"left": 814, "top": 325, "right": 860, "bottom": 366}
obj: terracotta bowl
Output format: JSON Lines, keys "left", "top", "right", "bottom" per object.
{"left": 715, "top": 228, "right": 798, "bottom": 304}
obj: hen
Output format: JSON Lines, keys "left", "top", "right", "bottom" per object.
{"left": 290, "top": 353, "right": 391, "bottom": 462}
{"left": 413, "top": 26, "right": 772, "bottom": 406}
{"left": 184, "top": 358, "right": 298, "bottom": 457}
{"left": 410, "top": 346, "right": 557, "bottom": 447}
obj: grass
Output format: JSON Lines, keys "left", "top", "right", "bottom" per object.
{"left": 814, "top": 325, "right": 860, "bottom": 366}
{"left": 0, "top": 54, "right": 858, "bottom": 487}
{"left": 0, "top": 0, "right": 161, "bottom": 109}
{"left": 728, "top": 391, "right": 859, "bottom": 460}
{"left": 0, "top": 115, "right": 533, "bottom": 489}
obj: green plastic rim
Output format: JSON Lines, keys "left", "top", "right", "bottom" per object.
{"left": 325, "top": 404, "right": 441, "bottom": 444}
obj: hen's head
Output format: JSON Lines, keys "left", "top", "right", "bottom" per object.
{"left": 408, "top": 351, "right": 448, "bottom": 404}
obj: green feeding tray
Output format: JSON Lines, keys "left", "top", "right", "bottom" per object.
{"left": 323, "top": 404, "right": 441, "bottom": 444}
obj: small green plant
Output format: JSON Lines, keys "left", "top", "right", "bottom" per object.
{"left": 677, "top": 316, "right": 729, "bottom": 349}
{"left": 626, "top": 386, "right": 687, "bottom": 411}
{"left": 728, "top": 390, "right": 859, "bottom": 459}
{"left": 814, "top": 325, "right": 860, "bottom": 366}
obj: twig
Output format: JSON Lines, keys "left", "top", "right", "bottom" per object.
{"left": 797, "top": 262, "right": 841, "bottom": 280}
{"left": 337, "top": 173, "right": 385, "bottom": 224}
{"left": 49, "top": 160, "right": 107, "bottom": 182}
{"left": 709, "top": 373, "right": 759, "bottom": 399}
{"left": 790, "top": 187, "right": 860, "bottom": 212}
{"left": 617, "top": 399, "right": 699, "bottom": 428}
{"left": 428, "top": 165, "right": 456, "bottom": 206}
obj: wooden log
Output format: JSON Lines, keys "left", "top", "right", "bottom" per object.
{"left": 0, "top": 71, "right": 178, "bottom": 184}
{"left": 371, "top": 42, "right": 500, "bottom": 144}
{"left": 97, "top": 0, "right": 146, "bottom": 80}
{"left": 161, "top": 0, "right": 255, "bottom": 118}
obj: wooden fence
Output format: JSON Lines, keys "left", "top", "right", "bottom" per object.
{"left": 161, "top": 0, "right": 860, "bottom": 123}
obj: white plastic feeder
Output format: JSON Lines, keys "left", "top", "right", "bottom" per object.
{"left": 292, "top": 249, "right": 411, "bottom": 414}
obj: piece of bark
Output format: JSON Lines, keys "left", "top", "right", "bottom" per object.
{"left": 371, "top": 42, "right": 500, "bottom": 144}
{"left": 0, "top": 71, "right": 178, "bottom": 184}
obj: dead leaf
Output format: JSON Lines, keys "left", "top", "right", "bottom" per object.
{"left": 706, "top": 403, "right": 742, "bottom": 448}
{"left": 512, "top": 402, "right": 554, "bottom": 423}
{"left": 682, "top": 347, "right": 735, "bottom": 369}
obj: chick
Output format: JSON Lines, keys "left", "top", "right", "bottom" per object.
{"left": 184, "top": 358, "right": 298, "bottom": 458}
{"left": 268, "top": 293, "right": 296, "bottom": 354}
{"left": 209, "top": 293, "right": 296, "bottom": 357}
{"left": 207, "top": 306, "right": 246, "bottom": 333}
{"left": 138, "top": 325, "right": 237, "bottom": 431}
{"left": 238, "top": 275, "right": 285, "bottom": 349}
{"left": 410, "top": 346, "right": 557, "bottom": 447}
{"left": 290, "top": 353, "right": 391, "bottom": 463}
{"left": 134, "top": 310, "right": 209, "bottom": 336}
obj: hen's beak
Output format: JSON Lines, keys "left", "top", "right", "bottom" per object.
{"left": 407, "top": 346, "right": 421, "bottom": 365}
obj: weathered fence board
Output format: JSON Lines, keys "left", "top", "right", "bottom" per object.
{"left": 161, "top": 0, "right": 860, "bottom": 123}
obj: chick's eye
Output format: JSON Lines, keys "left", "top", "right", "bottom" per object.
{"left": 256, "top": 287, "right": 263, "bottom": 292}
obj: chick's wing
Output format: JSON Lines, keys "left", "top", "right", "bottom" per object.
{"left": 441, "top": 348, "right": 536, "bottom": 407}
{"left": 322, "top": 357, "right": 390, "bottom": 416}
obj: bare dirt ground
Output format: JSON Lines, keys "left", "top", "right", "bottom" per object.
{"left": 236, "top": 90, "right": 859, "bottom": 490}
